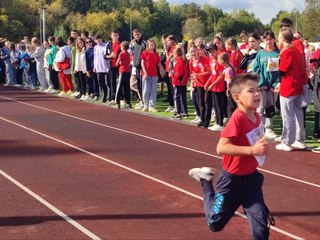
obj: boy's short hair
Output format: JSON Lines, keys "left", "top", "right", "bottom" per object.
{"left": 133, "top": 29, "right": 141, "bottom": 34}
{"left": 48, "top": 36, "right": 55, "bottom": 43}
{"left": 280, "top": 18, "right": 293, "bottom": 29}
{"left": 280, "top": 27, "right": 294, "bottom": 44}
{"left": 55, "top": 37, "right": 66, "bottom": 47}
{"left": 111, "top": 30, "right": 119, "bottom": 34}
{"left": 229, "top": 73, "right": 259, "bottom": 95}
{"left": 121, "top": 41, "right": 129, "bottom": 51}
{"left": 95, "top": 34, "right": 103, "bottom": 39}
{"left": 68, "top": 36, "right": 75, "bottom": 43}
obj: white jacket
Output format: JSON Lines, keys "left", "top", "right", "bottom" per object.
{"left": 74, "top": 49, "right": 87, "bottom": 73}
{"left": 54, "top": 45, "right": 71, "bottom": 74}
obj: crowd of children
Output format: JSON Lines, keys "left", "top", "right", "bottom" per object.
{"left": 1, "top": 17, "right": 320, "bottom": 239}
{"left": 0, "top": 19, "right": 319, "bottom": 154}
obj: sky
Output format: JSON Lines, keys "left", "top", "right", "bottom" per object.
{"left": 166, "top": 0, "right": 305, "bottom": 24}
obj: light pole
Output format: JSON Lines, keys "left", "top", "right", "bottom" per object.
{"left": 38, "top": 8, "right": 42, "bottom": 43}
{"left": 130, "top": 0, "right": 133, "bottom": 41}
{"left": 212, "top": 14, "right": 216, "bottom": 36}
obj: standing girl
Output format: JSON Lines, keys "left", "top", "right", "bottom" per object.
{"left": 218, "top": 52, "right": 236, "bottom": 117}
{"left": 252, "top": 31, "right": 280, "bottom": 139}
{"left": 74, "top": 37, "right": 89, "bottom": 101}
{"left": 85, "top": 38, "right": 98, "bottom": 100}
{"left": 140, "top": 39, "right": 165, "bottom": 112}
{"left": 115, "top": 41, "right": 131, "bottom": 109}
{"left": 189, "top": 46, "right": 211, "bottom": 128}
{"left": 225, "top": 37, "right": 243, "bottom": 75}
{"left": 169, "top": 47, "right": 189, "bottom": 119}
{"left": 239, "top": 33, "right": 262, "bottom": 73}
{"left": 204, "top": 44, "right": 226, "bottom": 131}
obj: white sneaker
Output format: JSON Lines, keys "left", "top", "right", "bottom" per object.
{"left": 291, "top": 141, "right": 306, "bottom": 149}
{"left": 191, "top": 116, "right": 200, "bottom": 123}
{"left": 275, "top": 143, "right": 293, "bottom": 152}
{"left": 38, "top": 87, "right": 46, "bottom": 92}
{"left": 274, "top": 136, "right": 282, "bottom": 143}
{"left": 312, "top": 147, "right": 320, "bottom": 153}
{"left": 79, "top": 95, "right": 86, "bottom": 101}
{"left": 83, "top": 95, "right": 91, "bottom": 101}
{"left": 58, "top": 91, "right": 68, "bottom": 97}
{"left": 265, "top": 129, "right": 277, "bottom": 140}
{"left": 120, "top": 100, "right": 126, "bottom": 107}
{"left": 135, "top": 102, "right": 144, "bottom": 110}
{"left": 208, "top": 124, "right": 224, "bottom": 131}
{"left": 72, "top": 91, "right": 80, "bottom": 97}
{"left": 142, "top": 107, "right": 148, "bottom": 112}
{"left": 45, "top": 86, "right": 53, "bottom": 92}
{"left": 149, "top": 107, "right": 158, "bottom": 112}
{"left": 193, "top": 117, "right": 202, "bottom": 124}
{"left": 223, "top": 118, "right": 228, "bottom": 126}
{"left": 49, "top": 89, "right": 58, "bottom": 94}
{"left": 189, "top": 167, "right": 216, "bottom": 182}
{"left": 165, "top": 106, "right": 174, "bottom": 112}
{"left": 30, "top": 86, "right": 38, "bottom": 90}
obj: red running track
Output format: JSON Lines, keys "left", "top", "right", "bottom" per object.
{"left": 0, "top": 86, "right": 319, "bottom": 239}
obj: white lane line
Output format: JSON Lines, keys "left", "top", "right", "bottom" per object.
{"left": 0, "top": 117, "right": 305, "bottom": 240}
{"left": 1, "top": 95, "right": 319, "bottom": 189}
{"left": 0, "top": 169, "right": 101, "bottom": 240}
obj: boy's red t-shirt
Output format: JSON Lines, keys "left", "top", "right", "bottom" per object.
{"left": 279, "top": 47, "right": 304, "bottom": 97}
{"left": 118, "top": 51, "right": 131, "bottom": 73}
{"left": 208, "top": 58, "right": 225, "bottom": 92}
{"left": 140, "top": 50, "right": 160, "bottom": 77}
{"left": 220, "top": 108, "right": 261, "bottom": 176}
{"left": 111, "top": 42, "right": 120, "bottom": 67}
{"left": 189, "top": 56, "right": 210, "bottom": 87}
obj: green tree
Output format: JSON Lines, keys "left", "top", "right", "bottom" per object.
{"left": 300, "top": 0, "right": 320, "bottom": 39}
{"left": 182, "top": 18, "right": 206, "bottom": 40}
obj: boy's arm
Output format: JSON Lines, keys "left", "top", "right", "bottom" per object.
{"left": 217, "top": 137, "right": 270, "bottom": 156}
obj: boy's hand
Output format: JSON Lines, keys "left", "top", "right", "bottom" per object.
{"left": 252, "top": 137, "right": 270, "bottom": 155}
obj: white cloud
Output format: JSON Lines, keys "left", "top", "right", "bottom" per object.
{"left": 166, "top": 0, "right": 305, "bottom": 24}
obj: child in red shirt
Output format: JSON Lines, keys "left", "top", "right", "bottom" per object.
{"left": 115, "top": 41, "right": 131, "bottom": 109}
{"left": 169, "top": 47, "right": 189, "bottom": 119}
{"left": 204, "top": 44, "right": 226, "bottom": 130}
{"left": 189, "top": 46, "right": 211, "bottom": 128}
{"left": 275, "top": 27, "right": 306, "bottom": 151}
{"left": 189, "top": 73, "right": 273, "bottom": 239}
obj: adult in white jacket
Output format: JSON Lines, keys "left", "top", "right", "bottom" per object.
{"left": 54, "top": 37, "right": 74, "bottom": 96}
{"left": 32, "top": 37, "right": 48, "bottom": 91}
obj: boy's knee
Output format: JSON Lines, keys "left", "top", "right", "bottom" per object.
{"left": 207, "top": 217, "right": 227, "bottom": 232}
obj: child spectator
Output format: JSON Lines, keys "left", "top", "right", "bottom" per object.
{"left": 93, "top": 34, "right": 110, "bottom": 103}
{"left": 239, "top": 31, "right": 249, "bottom": 54}
{"left": 204, "top": 44, "right": 226, "bottom": 131}
{"left": 252, "top": 31, "right": 280, "bottom": 140}
{"left": 140, "top": 39, "right": 165, "bottom": 112}
{"left": 225, "top": 37, "right": 243, "bottom": 75}
{"left": 74, "top": 37, "right": 89, "bottom": 101}
{"left": 115, "top": 41, "right": 131, "bottom": 109}
{"left": 169, "top": 47, "right": 189, "bottom": 119}
{"left": 189, "top": 46, "right": 211, "bottom": 128}
{"left": 218, "top": 52, "right": 236, "bottom": 118}
{"left": 239, "top": 33, "right": 262, "bottom": 73}
{"left": 189, "top": 73, "right": 272, "bottom": 240}
{"left": 275, "top": 27, "right": 305, "bottom": 151}
{"left": 105, "top": 30, "right": 121, "bottom": 104}
{"left": 85, "top": 38, "right": 99, "bottom": 100}
{"left": 47, "top": 36, "right": 60, "bottom": 93}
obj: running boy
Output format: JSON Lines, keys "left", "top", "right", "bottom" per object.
{"left": 189, "top": 73, "right": 273, "bottom": 240}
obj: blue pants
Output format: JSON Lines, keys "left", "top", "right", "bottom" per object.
{"left": 203, "top": 170, "right": 269, "bottom": 240}
{"left": 174, "top": 86, "right": 188, "bottom": 115}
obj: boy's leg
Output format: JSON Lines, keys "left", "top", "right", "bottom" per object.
{"left": 242, "top": 171, "right": 269, "bottom": 240}
{"left": 190, "top": 168, "right": 242, "bottom": 232}
{"left": 205, "top": 170, "right": 243, "bottom": 232}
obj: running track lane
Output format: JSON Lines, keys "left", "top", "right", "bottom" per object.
{"left": 0, "top": 86, "right": 319, "bottom": 239}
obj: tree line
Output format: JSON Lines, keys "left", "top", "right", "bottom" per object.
{"left": 0, "top": 0, "right": 319, "bottom": 43}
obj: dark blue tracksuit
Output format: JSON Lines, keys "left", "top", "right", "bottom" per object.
{"left": 203, "top": 169, "right": 270, "bottom": 240}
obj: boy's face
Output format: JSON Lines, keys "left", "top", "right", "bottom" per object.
{"left": 111, "top": 33, "right": 119, "bottom": 42}
{"left": 208, "top": 49, "right": 217, "bottom": 58}
{"left": 234, "top": 80, "right": 261, "bottom": 110}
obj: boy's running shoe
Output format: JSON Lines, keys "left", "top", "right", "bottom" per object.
{"left": 312, "top": 147, "right": 320, "bottom": 153}
{"left": 189, "top": 167, "right": 216, "bottom": 182}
